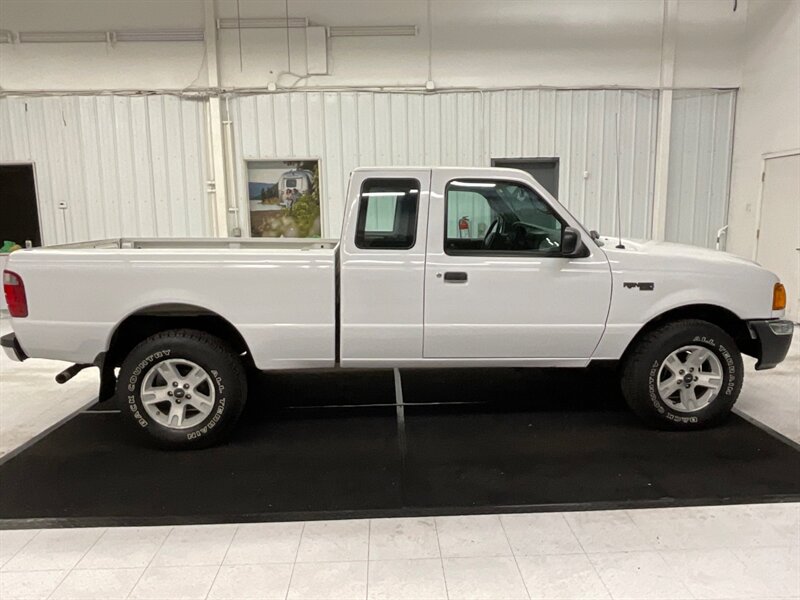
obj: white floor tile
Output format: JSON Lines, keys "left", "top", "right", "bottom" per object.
{"left": 629, "top": 504, "right": 792, "bottom": 550}
{"left": 368, "top": 518, "right": 440, "bottom": 560}
{"left": 564, "top": 510, "right": 653, "bottom": 553}
{"left": 287, "top": 561, "right": 368, "bottom": 600}
{"left": 435, "top": 515, "right": 512, "bottom": 558}
{"left": 501, "top": 513, "right": 584, "bottom": 556}
{"left": 129, "top": 565, "right": 218, "bottom": 600}
{"left": 442, "top": 556, "right": 529, "bottom": 600}
{"left": 295, "top": 520, "right": 369, "bottom": 562}
{"left": 49, "top": 567, "right": 143, "bottom": 599}
{"left": 76, "top": 526, "right": 171, "bottom": 569}
{"left": 732, "top": 545, "right": 800, "bottom": 598}
{"left": 208, "top": 562, "right": 294, "bottom": 599}
{"left": 745, "top": 502, "right": 800, "bottom": 547}
{"left": 223, "top": 521, "right": 303, "bottom": 565}
{"left": 367, "top": 558, "right": 447, "bottom": 600}
{"left": 660, "top": 548, "right": 779, "bottom": 599}
{"left": 517, "top": 554, "right": 610, "bottom": 599}
{"left": 0, "top": 570, "right": 66, "bottom": 600}
{"left": 1, "top": 528, "right": 104, "bottom": 572}
{"left": 149, "top": 524, "right": 236, "bottom": 567}
{"left": 589, "top": 551, "right": 692, "bottom": 599}
{"left": 0, "top": 530, "right": 39, "bottom": 567}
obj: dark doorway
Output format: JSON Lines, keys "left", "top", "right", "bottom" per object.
{"left": 492, "top": 157, "right": 560, "bottom": 199}
{"left": 0, "top": 164, "right": 41, "bottom": 247}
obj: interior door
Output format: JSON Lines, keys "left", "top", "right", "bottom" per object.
{"left": 423, "top": 170, "right": 612, "bottom": 360}
{"left": 0, "top": 164, "right": 41, "bottom": 247}
{"left": 757, "top": 153, "right": 800, "bottom": 323}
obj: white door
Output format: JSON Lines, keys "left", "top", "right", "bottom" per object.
{"left": 423, "top": 169, "right": 612, "bottom": 360}
{"left": 757, "top": 153, "right": 800, "bottom": 323}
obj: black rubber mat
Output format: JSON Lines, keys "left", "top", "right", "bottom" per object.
{"left": 1, "top": 368, "right": 798, "bottom": 527}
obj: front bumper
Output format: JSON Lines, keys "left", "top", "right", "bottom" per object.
{"left": 747, "top": 319, "right": 794, "bottom": 370}
{"left": 1, "top": 333, "right": 28, "bottom": 362}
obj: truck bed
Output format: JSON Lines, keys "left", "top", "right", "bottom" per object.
{"left": 6, "top": 238, "right": 338, "bottom": 369}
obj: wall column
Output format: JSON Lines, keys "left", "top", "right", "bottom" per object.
{"left": 651, "top": 0, "right": 679, "bottom": 241}
{"left": 204, "top": 0, "right": 229, "bottom": 237}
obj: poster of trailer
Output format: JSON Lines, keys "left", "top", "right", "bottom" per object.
{"left": 247, "top": 159, "right": 322, "bottom": 238}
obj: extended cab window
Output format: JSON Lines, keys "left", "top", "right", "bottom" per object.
{"left": 445, "top": 180, "right": 563, "bottom": 254}
{"left": 355, "top": 179, "right": 420, "bottom": 249}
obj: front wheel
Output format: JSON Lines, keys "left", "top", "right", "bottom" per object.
{"left": 117, "top": 329, "right": 247, "bottom": 449}
{"left": 621, "top": 319, "right": 743, "bottom": 429}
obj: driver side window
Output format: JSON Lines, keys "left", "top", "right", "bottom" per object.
{"left": 444, "top": 180, "right": 563, "bottom": 255}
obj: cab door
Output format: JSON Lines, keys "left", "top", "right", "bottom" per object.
{"left": 340, "top": 170, "right": 431, "bottom": 365}
{"left": 423, "top": 169, "right": 611, "bottom": 360}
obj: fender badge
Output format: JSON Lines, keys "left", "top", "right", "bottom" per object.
{"left": 624, "top": 282, "right": 655, "bottom": 291}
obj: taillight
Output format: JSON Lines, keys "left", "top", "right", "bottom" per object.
{"left": 3, "top": 270, "right": 28, "bottom": 318}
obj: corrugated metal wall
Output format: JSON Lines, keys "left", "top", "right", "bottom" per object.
{"left": 0, "top": 89, "right": 735, "bottom": 248}
{"left": 0, "top": 95, "right": 212, "bottom": 245}
{"left": 666, "top": 89, "right": 736, "bottom": 248}
{"left": 228, "top": 89, "right": 660, "bottom": 239}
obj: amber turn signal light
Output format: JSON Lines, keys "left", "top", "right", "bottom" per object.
{"left": 772, "top": 283, "right": 787, "bottom": 311}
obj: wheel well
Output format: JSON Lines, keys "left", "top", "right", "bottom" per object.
{"left": 104, "top": 304, "right": 254, "bottom": 369}
{"left": 622, "top": 304, "right": 756, "bottom": 362}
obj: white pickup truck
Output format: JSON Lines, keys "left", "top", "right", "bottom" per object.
{"left": 2, "top": 167, "right": 793, "bottom": 449}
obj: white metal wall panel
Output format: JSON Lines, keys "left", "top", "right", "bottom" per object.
{"left": 0, "top": 95, "right": 212, "bottom": 245}
{"left": 665, "top": 89, "right": 736, "bottom": 248}
{"left": 228, "top": 89, "right": 660, "bottom": 239}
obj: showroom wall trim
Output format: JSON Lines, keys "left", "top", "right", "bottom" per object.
{"left": 228, "top": 89, "right": 660, "bottom": 239}
{"left": 0, "top": 95, "right": 213, "bottom": 245}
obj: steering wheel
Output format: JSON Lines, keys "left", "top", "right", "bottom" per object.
{"left": 508, "top": 222, "right": 529, "bottom": 250}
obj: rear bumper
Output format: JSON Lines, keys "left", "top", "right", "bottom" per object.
{"left": 1, "top": 333, "right": 28, "bottom": 362}
{"left": 747, "top": 319, "right": 794, "bottom": 370}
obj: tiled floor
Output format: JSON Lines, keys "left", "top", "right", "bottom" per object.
{"left": 0, "top": 503, "right": 797, "bottom": 599}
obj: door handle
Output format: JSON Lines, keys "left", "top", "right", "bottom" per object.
{"left": 443, "top": 271, "right": 468, "bottom": 283}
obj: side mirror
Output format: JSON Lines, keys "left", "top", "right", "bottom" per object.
{"left": 561, "top": 226, "right": 586, "bottom": 257}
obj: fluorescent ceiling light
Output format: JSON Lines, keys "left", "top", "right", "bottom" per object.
{"left": 19, "top": 31, "right": 108, "bottom": 43}
{"left": 217, "top": 17, "right": 308, "bottom": 29}
{"left": 329, "top": 25, "right": 417, "bottom": 37}
{"left": 114, "top": 29, "right": 204, "bottom": 42}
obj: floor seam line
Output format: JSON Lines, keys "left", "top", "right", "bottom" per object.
{"left": 284, "top": 521, "right": 306, "bottom": 600}
{"left": 124, "top": 525, "right": 173, "bottom": 599}
{"left": 498, "top": 515, "right": 532, "bottom": 600}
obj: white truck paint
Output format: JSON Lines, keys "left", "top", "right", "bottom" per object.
{"left": 2, "top": 167, "right": 793, "bottom": 447}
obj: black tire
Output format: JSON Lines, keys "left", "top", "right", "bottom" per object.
{"left": 620, "top": 319, "right": 743, "bottom": 430}
{"left": 117, "top": 329, "right": 247, "bottom": 449}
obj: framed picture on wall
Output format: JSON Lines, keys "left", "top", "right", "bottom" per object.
{"left": 246, "top": 159, "right": 321, "bottom": 238}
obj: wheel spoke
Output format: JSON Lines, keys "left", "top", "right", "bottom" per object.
{"left": 156, "top": 361, "right": 180, "bottom": 385}
{"left": 187, "top": 394, "right": 214, "bottom": 414}
{"left": 141, "top": 391, "right": 165, "bottom": 406}
{"left": 186, "top": 366, "right": 209, "bottom": 389}
{"left": 663, "top": 353, "right": 684, "bottom": 376}
{"left": 695, "top": 373, "right": 722, "bottom": 391}
{"left": 679, "top": 387, "right": 697, "bottom": 410}
{"left": 688, "top": 348, "right": 711, "bottom": 369}
{"left": 658, "top": 378, "right": 682, "bottom": 398}
{"left": 167, "top": 403, "right": 185, "bottom": 427}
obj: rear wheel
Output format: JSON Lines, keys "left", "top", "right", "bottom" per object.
{"left": 117, "top": 329, "right": 247, "bottom": 449}
{"left": 621, "top": 319, "right": 743, "bottom": 429}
